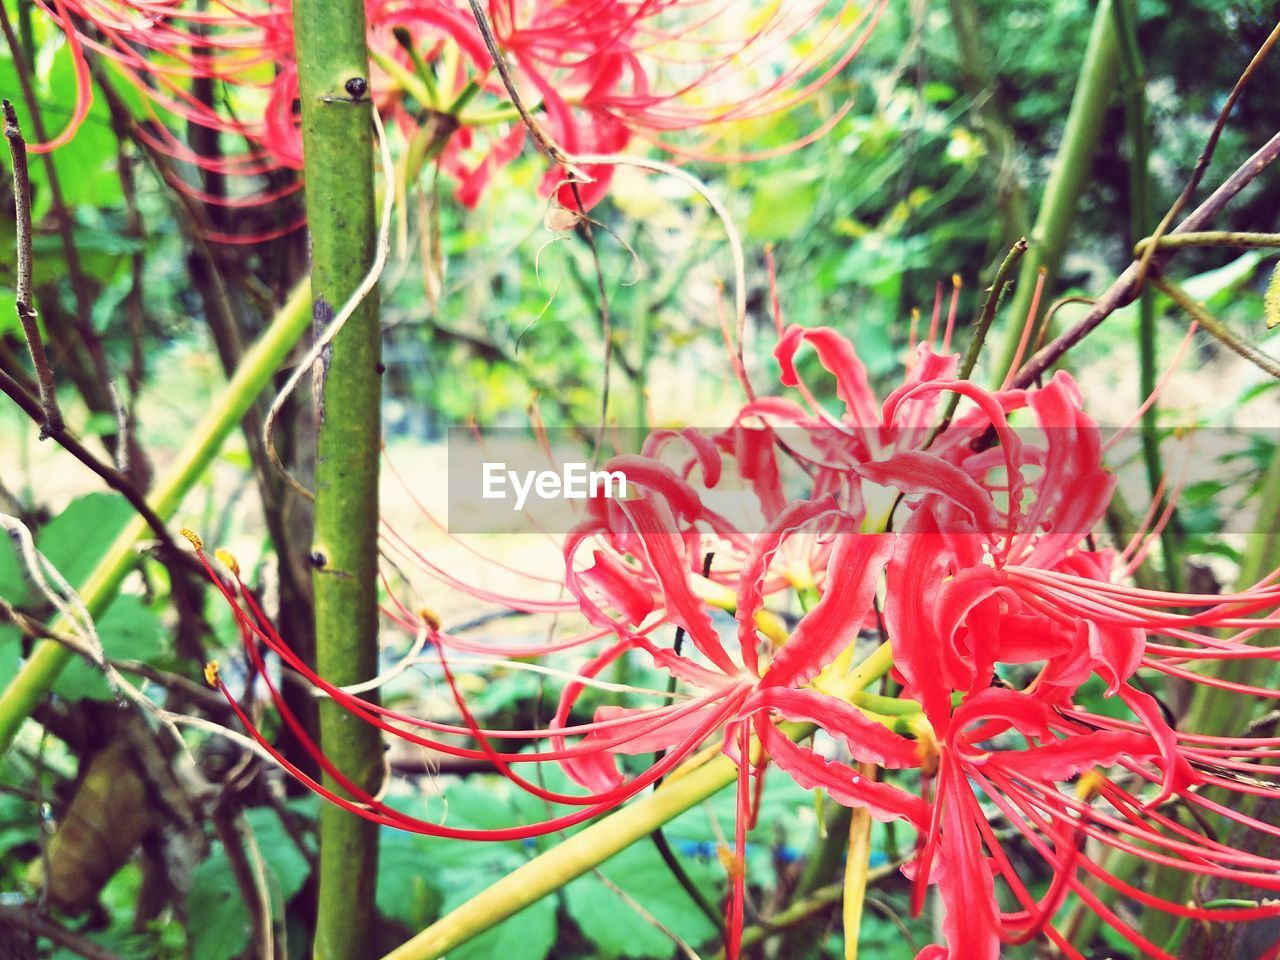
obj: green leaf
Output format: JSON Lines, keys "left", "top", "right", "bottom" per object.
{"left": 1180, "top": 251, "right": 1264, "bottom": 308}
{"left": 746, "top": 168, "right": 821, "bottom": 242}
{"left": 0, "top": 790, "right": 35, "bottom": 860}
{"left": 187, "top": 856, "right": 253, "bottom": 960}
{"left": 243, "top": 805, "right": 312, "bottom": 903}
{"left": 53, "top": 595, "right": 164, "bottom": 702}
{"left": 185, "top": 807, "right": 312, "bottom": 960}
{"left": 440, "top": 873, "right": 557, "bottom": 960}
{"left": 377, "top": 829, "right": 440, "bottom": 927}
{"left": 564, "top": 843, "right": 720, "bottom": 959}
{"left": 41, "top": 51, "right": 124, "bottom": 212}
{"left": 1265, "top": 259, "right": 1280, "bottom": 330}
{"left": 37, "top": 492, "right": 135, "bottom": 591}
{"left": 0, "top": 519, "right": 30, "bottom": 606}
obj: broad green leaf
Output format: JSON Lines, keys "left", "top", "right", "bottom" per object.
{"left": 187, "top": 855, "right": 253, "bottom": 960}
{"left": 377, "top": 829, "right": 441, "bottom": 927}
{"left": 185, "top": 807, "right": 312, "bottom": 960}
{"left": 440, "top": 873, "right": 557, "bottom": 960}
{"left": 564, "top": 843, "right": 720, "bottom": 959}
{"left": 53, "top": 595, "right": 164, "bottom": 702}
{"left": 37, "top": 492, "right": 135, "bottom": 592}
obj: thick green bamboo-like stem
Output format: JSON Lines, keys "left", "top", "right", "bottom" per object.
{"left": 291, "top": 3, "right": 382, "bottom": 959}
{"left": 992, "top": 0, "right": 1120, "bottom": 384}
{"left": 1113, "top": 0, "right": 1181, "bottom": 594}
{"left": 0, "top": 282, "right": 311, "bottom": 754}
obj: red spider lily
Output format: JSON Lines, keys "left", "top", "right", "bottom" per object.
{"left": 846, "top": 362, "right": 1280, "bottom": 957}
{"left": 865, "top": 685, "right": 1280, "bottom": 960}
{"left": 187, "top": 299, "right": 1280, "bottom": 960}
{"left": 32, "top": 0, "right": 886, "bottom": 237}
{"left": 550, "top": 316, "right": 1280, "bottom": 957}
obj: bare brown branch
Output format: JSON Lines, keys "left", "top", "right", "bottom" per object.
{"left": 0, "top": 905, "right": 121, "bottom": 960}
{"left": 1012, "top": 129, "right": 1280, "bottom": 389}
{"left": 3, "top": 100, "right": 62, "bottom": 436}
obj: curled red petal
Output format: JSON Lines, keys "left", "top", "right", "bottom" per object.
{"left": 992, "top": 731, "right": 1156, "bottom": 781}
{"left": 856, "top": 450, "right": 1003, "bottom": 534}
{"left": 758, "top": 720, "right": 929, "bottom": 827}
{"left": 775, "top": 323, "right": 880, "bottom": 429}
{"left": 617, "top": 495, "right": 736, "bottom": 675}
{"left": 763, "top": 532, "right": 892, "bottom": 688}
{"left": 735, "top": 494, "right": 846, "bottom": 672}
{"left": 741, "top": 687, "right": 919, "bottom": 768}
{"left": 577, "top": 548, "right": 654, "bottom": 627}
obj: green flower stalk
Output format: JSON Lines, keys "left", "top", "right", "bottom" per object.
{"left": 290, "top": 1, "right": 384, "bottom": 957}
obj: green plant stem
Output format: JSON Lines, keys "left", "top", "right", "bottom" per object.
{"left": 0, "top": 282, "right": 312, "bottom": 754}
{"left": 993, "top": 0, "right": 1121, "bottom": 383}
{"left": 291, "top": 1, "right": 383, "bottom": 958}
{"left": 1113, "top": 0, "right": 1181, "bottom": 593}
{"left": 1157, "top": 277, "right": 1280, "bottom": 380}
{"left": 1135, "top": 231, "right": 1280, "bottom": 253}
{"left": 842, "top": 798, "right": 874, "bottom": 960}
{"left": 921, "top": 238, "right": 1026, "bottom": 450}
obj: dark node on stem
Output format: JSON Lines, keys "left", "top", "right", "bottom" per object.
{"left": 344, "top": 76, "right": 368, "bottom": 101}
{"left": 376, "top": 361, "right": 386, "bottom": 375}
{"left": 308, "top": 550, "right": 327, "bottom": 569}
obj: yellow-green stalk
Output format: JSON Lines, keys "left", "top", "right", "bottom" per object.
{"left": 291, "top": 1, "right": 383, "bottom": 956}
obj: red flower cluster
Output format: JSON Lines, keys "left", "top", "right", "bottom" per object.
{"left": 34, "top": 0, "right": 885, "bottom": 233}
{"left": 193, "top": 307, "right": 1280, "bottom": 959}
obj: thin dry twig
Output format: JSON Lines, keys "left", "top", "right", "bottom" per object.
{"left": 464, "top": 0, "right": 584, "bottom": 178}
{"left": 0, "top": 600, "right": 226, "bottom": 712}
{"left": 1131, "top": 19, "right": 1280, "bottom": 292}
{"left": 0, "top": 364, "right": 184, "bottom": 554}
{"left": 210, "top": 806, "right": 275, "bottom": 960}
{"left": 0, "top": 514, "right": 280, "bottom": 769}
{"left": 1013, "top": 22, "right": 1280, "bottom": 388}
{"left": 0, "top": 905, "right": 122, "bottom": 960}
{"left": 0, "top": 5, "right": 114, "bottom": 401}
{"left": 3, "top": 100, "right": 62, "bottom": 437}
{"left": 464, "top": 1, "right": 617, "bottom": 446}
{"left": 238, "top": 814, "right": 279, "bottom": 960}
{"left": 591, "top": 867, "right": 703, "bottom": 960}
